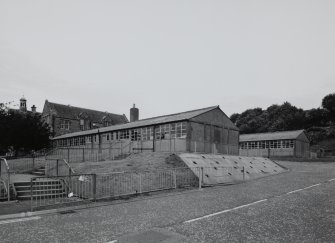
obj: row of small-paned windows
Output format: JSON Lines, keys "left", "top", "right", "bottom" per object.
{"left": 56, "top": 122, "right": 187, "bottom": 146}
{"left": 60, "top": 119, "right": 70, "bottom": 130}
{"left": 240, "top": 140, "right": 295, "bottom": 149}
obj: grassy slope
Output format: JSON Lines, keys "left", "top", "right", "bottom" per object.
{"left": 71, "top": 152, "right": 187, "bottom": 174}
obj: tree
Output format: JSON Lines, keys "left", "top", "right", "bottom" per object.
{"left": 232, "top": 108, "right": 268, "bottom": 134}
{"left": 0, "top": 105, "right": 51, "bottom": 155}
{"left": 322, "top": 93, "right": 335, "bottom": 113}
{"left": 322, "top": 93, "right": 335, "bottom": 124}
{"left": 230, "top": 113, "right": 240, "bottom": 124}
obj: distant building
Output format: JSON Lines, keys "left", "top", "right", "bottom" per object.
{"left": 52, "top": 105, "right": 240, "bottom": 154}
{"left": 8, "top": 96, "right": 39, "bottom": 115}
{"left": 42, "top": 100, "right": 128, "bottom": 137}
{"left": 239, "top": 130, "right": 310, "bottom": 158}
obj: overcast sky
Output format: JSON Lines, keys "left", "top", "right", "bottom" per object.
{"left": 1, "top": 0, "right": 334, "bottom": 119}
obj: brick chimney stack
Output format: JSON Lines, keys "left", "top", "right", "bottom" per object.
{"left": 31, "top": 105, "right": 36, "bottom": 113}
{"left": 130, "top": 104, "right": 139, "bottom": 122}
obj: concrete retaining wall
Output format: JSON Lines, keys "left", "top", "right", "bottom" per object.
{"left": 178, "top": 153, "right": 286, "bottom": 185}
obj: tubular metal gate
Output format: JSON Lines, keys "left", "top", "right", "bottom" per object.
{"left": 30, "top": 174, "right": 95, "bottom": 211}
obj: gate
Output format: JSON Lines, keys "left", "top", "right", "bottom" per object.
{"left": 30, "top": 174, "right": 96, "bottom": 211}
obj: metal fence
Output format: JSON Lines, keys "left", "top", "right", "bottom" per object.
{"left": 96, "top": 167, "right": 199, "bottom": 199}
{"left": 30, "top": 174, "right": 95, "bottom": 211}
{"left": 0, "top": 158, "right": 11, "bottom": 201}
{"left": 0, "top": 179, "right": 8, "bottom": 200}
{"left": 45, "top": 158, "right": 75, "bottom": 177}
{"left": 30, "top": 166, "right": 249, "bottom": 210}
{"left": 3, "top": 156, "right": 45, "bottom": 174}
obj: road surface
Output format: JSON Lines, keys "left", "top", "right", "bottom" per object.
{"left": 1, "top": 161, "right": 335, "bottom": 243}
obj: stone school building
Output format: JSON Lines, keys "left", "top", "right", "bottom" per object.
{"left": 52, "top": 106, "right": 239, "bottom": 155}
{"left": 42, "top": 100, "right": 128, "bottom": 137}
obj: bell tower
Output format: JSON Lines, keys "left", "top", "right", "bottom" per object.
{"left": 20, "top": 96, "right": 27, "bottom": 112}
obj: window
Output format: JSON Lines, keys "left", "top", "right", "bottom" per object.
{"left": 104, "top": 121, "right": 110, "bottom": 127}
{"left": 141, "top": 127, "right": 153, "bottom": 140}
{"left": 176, "top": 122, "right": 187, "bottom": 138}
{"left": 155, "top": 126, "right": 161, "bottom": 139}
{"left": 60, "top": 119, "right": 70, "bottom": 130}
{"left": 162, "top": 124, "right": 170, "bottom": 139}
{"left": 171, "top": 124, "right": 176, "bottom": 138}
{"left": 131, "top": 129, "right": 141, "bottom": 141}
{"left": 80, "top": 119, "right": 84, "bottom": 131}
{"left": 290, "top": 140, "right": 295, "bottom": 148}
{"left": 79, "top": 137, "right": 85, "bottom": 145}
{"left": 240, "top": 142, "right": 247, "bottom": 149}
{"left": 73, "top": 137, "right": 79, "bottom": 146}
{"left": 120, "top": 130, "right": 130, "bottom": 139}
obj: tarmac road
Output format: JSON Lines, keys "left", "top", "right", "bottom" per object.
{"left": 1, "top": 161, "right": 335, "bottom": 243}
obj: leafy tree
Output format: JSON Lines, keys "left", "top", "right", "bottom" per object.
{"left": 233, "top": 108, "right": 268, "bottom": 134}
{"left": 230, "top": 93, "right": 335, "bottom": 144}
{"left": 230, "top": 113, "right": 240, "bottom": 124}
{"left": 322, "top": 93, "right": 335, "bottom": 113}
{"left": 322, "top": 93, "right": 335, "bottom": 124}
{"left": 0, "top": 104, "right": 51, "bottom": 155}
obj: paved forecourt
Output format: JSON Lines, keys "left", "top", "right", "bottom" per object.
{"left": 0, "top": 161, "right": 335, "bottom": 243}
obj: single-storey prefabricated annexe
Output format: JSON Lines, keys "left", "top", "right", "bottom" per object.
{"left": 52, "top": 106, "right": 240, "bottom": 155}
{"left": 239, "top": 130, "right": 310, "bottom": 158}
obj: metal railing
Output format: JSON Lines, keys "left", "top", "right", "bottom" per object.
{"left": 30, "top": 174, "right": 95, "bottom": 211}
{"left": 95, "top": 167, "right": 200, "bottom": 199}
{"left": 0, "top": 158, "right": 11, "bottom": 201}
{"left": 0, "top": 179, "right": 8, "bottom": 200}
{"left": 4, "top": 155, "right": 46, "bottom": 174}
{"left": 30, "top": 165, "right": 250, "bottom": 210}
{"left": 45, "top": 158, "right": 75, "bottom": 177}
{"left": 46, "top": 146, "right": 131, "bottom": 163}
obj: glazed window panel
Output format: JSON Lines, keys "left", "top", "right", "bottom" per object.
{"left": 141, "top": 127, "right": 153, "bottom": 141}
{"left": 155, "top": 126, "right": 161, "bottom": 139}
{"left": 290, "top": 140, "right": 295, "bottom": 148}
{"left": 120, "top": 130, "right": 130, "bottom": 140}
{"left": 176, "top": 122, "right": 187, "bottom": 138}
{"left": 60, "top": 119, "right": 70, "bottom": 130}
{"left": 170, "top": 123, "right": 176, "bottom": 138}
{"left": 141, "top": 128, "right": 147, "bottom": 140}
{"left": 131, "top": 129, "right": 141, "bottom": 141}
{"left": 79, "top": 137, "right": 85, "bottom": 145}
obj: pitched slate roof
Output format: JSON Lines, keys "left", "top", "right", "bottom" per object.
{"left": 239, "top": 130, "right": 306, "bottom": 142}
{"left": 46, "top": 101, "right": 128, "bottom": 125}
{"left": 53, "top": 106, "right": 218, "bottom": 140}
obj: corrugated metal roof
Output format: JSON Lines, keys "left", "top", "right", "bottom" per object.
{"left": 239, "top": 130, "right": 305, "bottom": 142}
{"left": 53, "top": 106, "right": 218, "bottom": 140}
